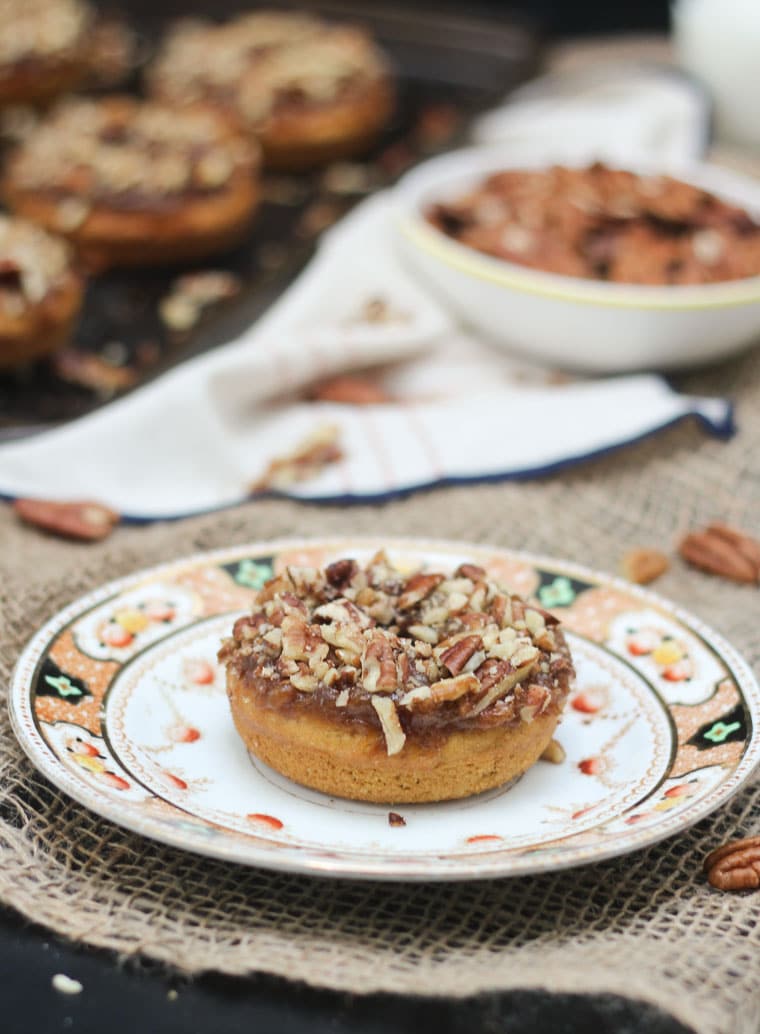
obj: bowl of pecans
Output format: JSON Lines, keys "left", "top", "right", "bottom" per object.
{"left": 394, "top": 147, "right": 760, "bottom": 371}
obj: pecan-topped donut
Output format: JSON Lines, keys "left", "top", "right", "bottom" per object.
{"left": 0, "top": 0, "right": 92, "bottom": 107}
{"left": 219, "top": 552, "right": 575, "bottom": 803}
{"left": 0, "top": 214, "right": 83, "bottom": 368}
{"left": 3, "top": 96, "right": 260, "bottom": 268}
{"left": 148, "top": 12, "right": 394, "bottom": 169}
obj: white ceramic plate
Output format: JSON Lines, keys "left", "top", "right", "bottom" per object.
{"left": 10, "top": 537, "right": 760, "bottom": 881}
{"left": 394, "top": 147, "right": 760, "bottom": 372}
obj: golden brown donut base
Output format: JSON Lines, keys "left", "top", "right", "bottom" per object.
{"left": 228, "top": 669, "right": 559, "bottom": 804}
{"left": 0, "top": 271, "right": 83, "bottom": 369}
{"left": 4, "top": 176, "right": 260, "bottom": 270}
{"left": 258, "top": 79, "right": 395, "bottom": 170}
{"left": 0, "top": 55, "right": 88, "bottom": 107}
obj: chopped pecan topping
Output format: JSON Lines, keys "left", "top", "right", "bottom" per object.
{"left": 397, "top": 572, "right": 445, "bottom": 610}
{"left": 325, "top": 557, "right": 358, "bottom": 589}
{"left": 439, "top": 634, "right": 484, "bottom": 676}
{"left": 362, "top": 631, "right": 398, "bottom": 693}
{"left": 219, "top": 552, "right": 575, "bottom": 754}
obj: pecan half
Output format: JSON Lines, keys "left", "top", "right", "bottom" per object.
{"left": 704, "top": 836, "right": 760, "bottom": 891}
{"left": 439, "top": 634, "right": 484, "bottom": 676}
{"left": 310, "top": 375, "right": 393, "bottom": 405}
{"left": 622, "top": 547, "right": 670, "bottom": 585}
{"left": 678, "top": 523, "right": 760, "bottom": 584}
{"left": 325, "top": 558, "right": 358, "bottom": 589}
{"left": 13, "top": 498, "right": 120, "bottom": 541}
{"left": 455, "top": 562, "right": 486, "bottom": 581}
{"left": 397, "top": 572, "right": 444, "bottom": 610}
{"left": 361, "top": 632, "right": 398, "bottom": 693}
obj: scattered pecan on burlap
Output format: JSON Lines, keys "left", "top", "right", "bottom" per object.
{"left": 704, "top": 836, "right": 760, "bottom": 891}
{"left": 678, "top": 522, "right": 760, "bottom": 584}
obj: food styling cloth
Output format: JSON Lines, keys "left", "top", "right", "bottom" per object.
{"left": 0, "top": 190, "right": 734, "bottom": 518}
{"left": 2, "top": 42, "right": 759, "bottom": 1034}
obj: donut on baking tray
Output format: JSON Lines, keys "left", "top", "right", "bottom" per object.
{"left": 219, "top": 552, "right": 575, "bottom": 804}
{"left": 3, "top": 96, "right": 260, "bottom": 269}
{"left": 0, "top": 0, "right": 92, "bottom": 108}
{"left": 0, "top": 214, "right": 83, "bottom": 369}
{"left": 148, "top": 12, "right": 394, "bottom": 169}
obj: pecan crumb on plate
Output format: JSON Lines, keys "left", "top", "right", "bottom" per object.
{"left": 388, "top": 811, "right": 406, "bottom": 827}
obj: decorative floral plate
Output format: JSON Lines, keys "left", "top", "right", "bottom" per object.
{"left": 10, "top": 538, "right": 760, "bottom": 881}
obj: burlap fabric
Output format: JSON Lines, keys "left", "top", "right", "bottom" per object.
{"left": 0, "top": 349, "right": 758, "bottom": 1034}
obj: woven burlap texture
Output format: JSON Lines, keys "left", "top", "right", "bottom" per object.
{"left": 1, "top": 352, "right": 759, "bottom": 1034}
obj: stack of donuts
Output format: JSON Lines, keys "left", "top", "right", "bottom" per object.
{"left": 0, "top": 0, "right": 395, "bottom": 367}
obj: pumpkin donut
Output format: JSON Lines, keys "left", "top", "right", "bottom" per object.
{"left": 0, "top": 0, "right": 92, "bottom": 108}
{"left": 148, "top": 12, "right": 394, "bottom": 170}
{"left": 219, "top": 552, "right": 575, "bottom": 804}
{"left": 3, "top": 96, "right": 260, "bottom": 269}
{"left": 0, "top": 214, "right": 83, "bottom": 369}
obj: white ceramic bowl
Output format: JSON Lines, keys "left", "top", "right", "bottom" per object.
{"left": 393, "top": 147, "right": 760, "bottom": 372}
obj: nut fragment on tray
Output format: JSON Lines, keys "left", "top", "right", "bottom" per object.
{"left": 427, "top": 162, "right": 760, "bottom": 285}
{"left": 251, "top": 424, "right": 344, "bottom": 492}
{"left": 704, "top": 835, "right": 760, "bottom": 890}
{"left": 159, "top": 271, "right": 241, "bottom": 334}
{"left": 218, "top": 552, "right": 575, "bottom": 802}
{"left": 678, "top": 522, "right": 760, "bottom": 584}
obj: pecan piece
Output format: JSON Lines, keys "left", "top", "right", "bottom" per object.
{"left": 704, "top": 836, "right": 760, "bottom": 891}
{"left": 310, "top": 375, "right": 393, "bottom": 405}
{"left": 439, "top": 634, "right": 484, "bottom": 676}
{"left": 371, "top": 696, "right": 406, "bottom": 755}
{"left": 13, "top": 498, "right": 120, "bottom": 541}
{"left": 705, "top": 523, "right": 760, "bottom": 576}
{"left": 540, "top": 739, "right": 566, "bottom": 764}
{"left": 397, "top": 572, "right": 444, "bottom": 610}
{"left": 455, "top": 562, "right": 486, "bottom": 581}
{"left": 325, "top": 557, "right": 359, "bottom": 589}
{"left": 361, "top": 631, "right": 398, "bottom": 693}
{"left": 251, "top": 424, "right": 343, "bottom": 492}
{"left": 679, "top": 524, "right": 760, "bottom": 584}
{"left": 622, "top": 547, "right": 670, "bottom": 585}
{"left": 430, "top": 672, "right": 480, "bottom": 703}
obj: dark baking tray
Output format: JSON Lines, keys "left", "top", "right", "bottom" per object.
{"left": 0, "top": 2, "right": 540, "bottom": 437}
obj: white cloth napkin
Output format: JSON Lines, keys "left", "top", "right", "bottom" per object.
{"left": 472, "top": 63, "right": 710, "bottom": 163}
{"left": 0, "top": 194, "right": 733, "bottom": 520}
